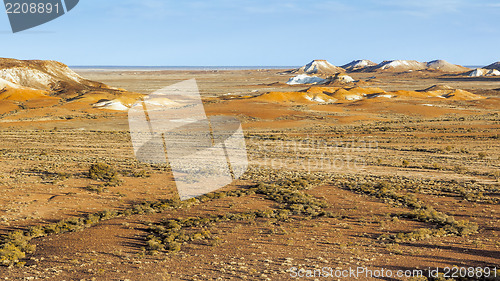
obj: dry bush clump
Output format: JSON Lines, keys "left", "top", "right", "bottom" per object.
{"left": 88, "top": 162, "right": 121, "bottom": 186}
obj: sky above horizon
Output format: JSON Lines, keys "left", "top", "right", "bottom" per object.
{"left": 1, "top": 0, "right": 499, "bottom": 66}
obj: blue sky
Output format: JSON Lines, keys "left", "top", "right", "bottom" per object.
{"left": 1, "top": 0, "right": 499, "bottom": 66}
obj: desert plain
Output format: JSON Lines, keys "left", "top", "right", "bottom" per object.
{"left": 0, "top": 59, "right": 499, "bottom": 280}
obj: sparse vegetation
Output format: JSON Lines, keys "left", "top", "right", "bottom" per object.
{"left": 0, "top": 60, "right": 498, "bottom": 279}
{"left": 144, "top": 180, "right": 336, "bottom": 254}
{"left": 84, "top": 184, "right": 108, "bottom": 194}
{"left": 88, "top": 162, "right": 121, "bottom": 186}
{"left": 128, "top": 169, "right": 151, "bottom": 178}
{"left": 341, "top": 178, "right": 480, "bottom": 241}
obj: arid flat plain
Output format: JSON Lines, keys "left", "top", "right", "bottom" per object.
{"left": 0, "top": 68, "right": 499, "bottom": 280}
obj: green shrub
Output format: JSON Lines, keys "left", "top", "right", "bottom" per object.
{"left": 85, "top": 185, "right": 108, "bottom": 194}
{"left": 89, "top": 162, "right": 118, "bottom": 181}
{"left": 166, "top": 241, "right": 181, "bottom": 252}
{"left": 88, "top": 162, "right": 121, "bottom": 186}
{"left": 41, "top": 171, "right": 72, "bottom": 183}
{"left": 0, "top": 243, "right": 26, "bottom": 266}
{"left": 432, "top": 163, "right": 443, "bottom": 170}
{"left": 129, "top": 169, "right": 151, "bottom": 178}
{"left": 0, "top": 230, "right": 35, "bottom": 266}
{"left": 146, "top": 237, "right": 164, "bottom": 251}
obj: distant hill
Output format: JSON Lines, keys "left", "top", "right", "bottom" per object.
{"left": 340, "top": 60, "right": 376, "bottom": 72}
{"left": 366, "top": 60, "right": 427, "bottom": 72}
{"left": 355, "top": 59, "right": 469, "bottom": 73}
{"left": 426, "top": 60, "right": 470, "bottom": 72}
{"left": 285, "top": 59, "right": 471, "bottom": 74}
{"left": 289, "top": 60, "right": 344, "bottom": 75}
{"left": 484, "top": 61, "right": 500, "bottom": 70}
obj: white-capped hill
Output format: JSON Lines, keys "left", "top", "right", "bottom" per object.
{"left": 291, "top": 60, "right": 344, "bottom": 75}
{"left": 0, "top": 58, "right": 106, "bottom": 93}
{"left": 370, "top": 60, "right": 427, "bottom": 72}
{"left": 341, "top": 60, "right": 376, "bottom": 72}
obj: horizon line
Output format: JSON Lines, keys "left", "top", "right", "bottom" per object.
{"left": 70, "top": 64, "right": 485, "bottom": 68}
{"left": 69, "top": 65, "right": 301, "bottom": 70}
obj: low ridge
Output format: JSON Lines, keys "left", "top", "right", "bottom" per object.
{"left": 360, "top": 59, "right": 469, "bottom": 73}
{"left": 252, "top": 85, "right": 484, "bottom": 104}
